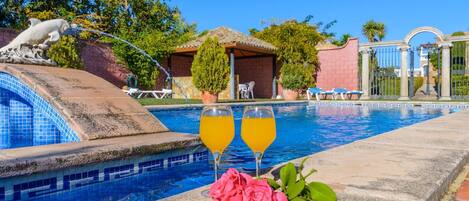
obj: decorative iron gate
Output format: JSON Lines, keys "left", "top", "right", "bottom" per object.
{"left": 369, "top": 46, "right": 401, "bottom": 99}
{"left": 450, "top": 41, "right": 469, "bottom": 99}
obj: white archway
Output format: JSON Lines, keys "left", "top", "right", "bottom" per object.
{"left": 403, "top": 26, "right": 445, "bottom": 44}
{"left": 359, "top": 26, "right": 452, "bottom": 101}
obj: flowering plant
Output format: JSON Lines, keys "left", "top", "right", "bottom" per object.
{"left": 209, "top": 168, "right": 288, "bottom": 201}
{"left": 209, "top": 159, "right": 336, "bottom": 201}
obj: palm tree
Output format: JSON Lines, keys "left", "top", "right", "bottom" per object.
{"left": 362, "top": 20, "right": 386, "bottom": 42}
{"left": 331, "top": 33, "right": 352, "bottom": 46}
{"left": 362, "top": 20, "right": 386, "bottom": 95}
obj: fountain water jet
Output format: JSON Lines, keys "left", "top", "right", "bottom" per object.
{"left": 69, "top": 25, "right": 189, "bottom": 100}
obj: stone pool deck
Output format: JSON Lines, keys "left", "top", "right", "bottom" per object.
{"left": 164, "top": 106, "right": 469, "bottom": 201}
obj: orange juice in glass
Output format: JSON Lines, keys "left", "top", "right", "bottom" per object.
{"left": 199, "top": 105, "right": 235, "bottom": 181}
{"left": 241, "top": 106, "right": 276, "bottom": 177}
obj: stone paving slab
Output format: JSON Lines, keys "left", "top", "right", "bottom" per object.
{"left": 164, "top": 109, "right": 469, "bottom": 201}
{"left": 0, "top": 131, "right": 200, "bottom": 178}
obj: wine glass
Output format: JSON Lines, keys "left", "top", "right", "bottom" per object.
{"left": 199, "top": 105, "right": 235, "bottom": 181}
{"left": 241, "top": 106, "right": 276, "bottom": 177}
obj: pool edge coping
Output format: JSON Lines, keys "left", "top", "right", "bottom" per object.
{"left": 0, "top": 131, "right": 201, "bottom": 178}
{"left": 145, "top": 100, "right": 469, "bottom": 110}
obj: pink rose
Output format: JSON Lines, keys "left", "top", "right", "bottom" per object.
{"left": 272, "top": 191, "right": 288, "bottom": 201}
{"left": 242, "top": 178, "right": 273, "bottom": 201}
{"left": 209, "top": 168, "right": 248, "bottom": 201}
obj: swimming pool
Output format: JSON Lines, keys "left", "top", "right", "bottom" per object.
{"left": 0, "top": 103, "right": 457, "bottom": 200}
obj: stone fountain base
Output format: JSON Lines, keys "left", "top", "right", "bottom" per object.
{"left": 0, "top": 44, "right": 57, "bottom": 66}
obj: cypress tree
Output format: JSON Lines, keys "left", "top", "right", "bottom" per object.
{"left": 191, "top": 37, "right": 230, "bottom": 94}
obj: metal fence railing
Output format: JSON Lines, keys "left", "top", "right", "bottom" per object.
{"left": 450, "top": 41, "right": 469, "bottom": 99}
{"left": 369, "top": 46, "right": 401, "bottom": 99}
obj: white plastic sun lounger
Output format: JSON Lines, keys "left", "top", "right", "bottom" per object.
{"left": 122, "top": 88, "right": 140, "bottom": 96}
{"left": 137, "top": 89, "right": 173, "bottom": 99}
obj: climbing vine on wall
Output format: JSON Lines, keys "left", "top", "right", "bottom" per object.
{"left": 47, "top": 35, "right": 83, "bottom": 69}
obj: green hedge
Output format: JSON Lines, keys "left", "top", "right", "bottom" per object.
{"left": 452, "top": 75, "right": 469, "bottom": 95}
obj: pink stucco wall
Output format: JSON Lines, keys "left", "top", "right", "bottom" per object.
{"left": 316, "top": 38, "right": 359, "bottom": 90}
{"left": 0, "top": 28, "right": 129, "bottom": 88}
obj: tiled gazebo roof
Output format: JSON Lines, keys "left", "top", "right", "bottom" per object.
{"left": 176, "top": 26, "right": 276, "bottom": 54}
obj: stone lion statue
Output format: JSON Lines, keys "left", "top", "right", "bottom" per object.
{"left": 0, "top": 18, "right": 71, "bottom": 65}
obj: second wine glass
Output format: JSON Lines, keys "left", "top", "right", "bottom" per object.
{"left": 241, "top": 106, "right": 276, "bottom": 177}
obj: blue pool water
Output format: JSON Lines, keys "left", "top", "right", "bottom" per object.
{"left": 0, "top": 103, "right": 457, "bottom": 201}
{"left": 152, "top": 103, "right": 455, "bottom": 170}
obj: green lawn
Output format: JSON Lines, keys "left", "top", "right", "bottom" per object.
{"left": 137, "top": 98, "right": 286, "bottom": 106}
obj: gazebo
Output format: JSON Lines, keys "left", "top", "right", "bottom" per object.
{"left": 162, "top": 27, "right": 278, "bottom": 99}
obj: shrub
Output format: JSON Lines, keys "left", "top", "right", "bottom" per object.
{"left": 191, "top": 37, "right": 230, "bottom": 94}
{"left": 413, "top": 77, "right": 424, "bottom": 94}
{"left": 252, "top": 20, "right": 323, "bottom": 91}
{"left": 280, "top": 62, "right": 315, "bottom": 91}
{"left": 375, "top": 77, "right": 423, "bottom": 96}
{"left": 47, "top": 36, "right": 83, "bottom": 69}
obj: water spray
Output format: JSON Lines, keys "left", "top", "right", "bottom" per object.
{"left": 68, "top": 24, "right": 189, "bottom": 100}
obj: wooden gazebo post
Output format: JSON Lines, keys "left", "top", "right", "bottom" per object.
{"left": 229, "top": 48, "right": 235, "bottom": 99}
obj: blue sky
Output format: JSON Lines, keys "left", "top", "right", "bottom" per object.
{"left": 169, "top": 0, "right": 469, "bottom": 44}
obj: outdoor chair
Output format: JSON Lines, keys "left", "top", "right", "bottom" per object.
{"left": 247, "top": 81, "right": 255, "bottom": 99}
{"left": 238, "top": 83, "right": 249, "bottom": 99}
{"left": 307, "top": 87, "right": 326, "bottom": 101}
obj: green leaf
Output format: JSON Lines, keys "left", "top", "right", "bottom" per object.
{"left": 267, "top": 178, "right": 280, "bottom": 190}
{"left": 299, "top": 158, "right": 309, "bottom": 171}
{"left": 303, "top": 168, "right": 317, "bottom": 180}
{"left": 287, "top": 180, "right": 305, "bottom": 199}
{"left": 280, "top": 163, "right": 297, "bottom": 188}
{"left": 291, "top": 197, "right": 307, "bottom": 201}
{"left": 308, "top": 182, "right": 337, "bottom": 201}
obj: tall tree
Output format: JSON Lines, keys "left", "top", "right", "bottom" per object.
{"left": 108, "top": 0, "right": 196, "bottom": 89}
{"left": 252, "top": 19, "right": 326, "bottom": 90}
{"left": 0, "top": 0, "right": 196, "bottom": 89}
{"left": 362, "top": 20, "right": 386, "bottom": 42}
{"left": 0, "top": 0, "right": 28, "bottom": 29}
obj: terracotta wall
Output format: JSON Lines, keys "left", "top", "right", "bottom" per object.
{"left": 315, "top": 38, "right": 359, "bottom": 90}
{"left": 0, "top": 28, "right": 17, "bottom": 47}
{"left": 79, "top": 41, "right": 129, "bottom": 87}
{"left": 235, "top": 56, "right": 274, "bottom": 98}
{"left": 0, "top": 28, "right": 129, "bottom": 88}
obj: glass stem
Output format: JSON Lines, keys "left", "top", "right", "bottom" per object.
{"left": 255, "top": 152, "right": 263, "bottom": 178}
{"left": 213, "top": 152, "right": 221, "bottom": 181}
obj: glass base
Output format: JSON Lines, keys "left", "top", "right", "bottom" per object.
{"left": 201, "top": 189, "right": 210, "bottom": 198}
